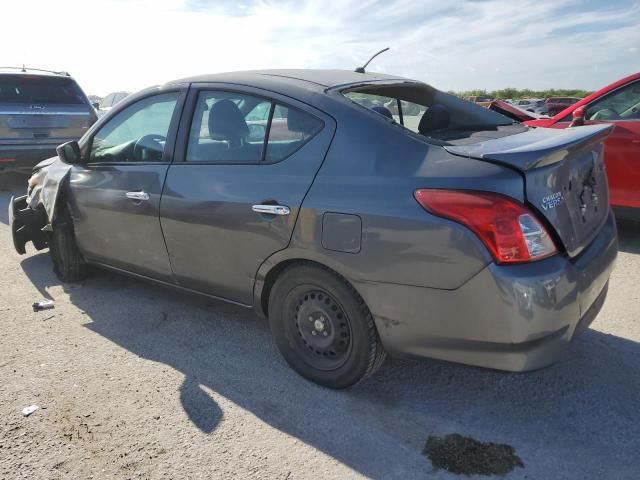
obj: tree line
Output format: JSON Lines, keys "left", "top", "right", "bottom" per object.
{"left": 449, "top": 88, "right": 593, "bottom": 100}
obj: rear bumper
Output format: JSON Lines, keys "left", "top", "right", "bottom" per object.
{"left": 0, "top": 144, "right": 60, "bottom": 173}
{"left": 9, "top": 195, "right": 48, "bottom": 254}
{"left": 356, "top": 210, "right": 618, "bottom": 372}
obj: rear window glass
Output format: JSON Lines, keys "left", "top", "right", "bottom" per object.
{"left": 344, "top": 92, "right": 426, "bottom": 133}
{"left": 0, "top": 75, "right": 87, "bottom": 105}
{"left": 342, "top": 83, "right": 516, "bottom": 144}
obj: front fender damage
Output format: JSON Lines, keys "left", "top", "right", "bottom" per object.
{"left": 10, "top": 159, "right": 72, "bottom": 255}
{"left": 27, "top": 159, "right": 72, "bottom": 223}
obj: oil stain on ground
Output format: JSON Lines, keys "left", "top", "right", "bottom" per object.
{"left": 423, "top": 434, "right": 524, "bottom": 476}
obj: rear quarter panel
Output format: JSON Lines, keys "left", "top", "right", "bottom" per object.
{"left": 261, "top": 102, "right": 526, "bottom": 291}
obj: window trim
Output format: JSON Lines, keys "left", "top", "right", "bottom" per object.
{"left": 261, "top": 102, "right": 276, "bottom": 163}
{"left": 177, "top": 85, "right": 325, "bottom": 166}
{"left": 83, "top": 89, "right": 186, "bottom": 167}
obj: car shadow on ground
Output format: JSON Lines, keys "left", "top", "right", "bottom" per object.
{"left": 19, "top": 240, "right": 639, "bottom": 479}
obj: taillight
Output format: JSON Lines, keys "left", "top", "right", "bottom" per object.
{"left": 414, "top": 189, "right": 557, "bottom": 264}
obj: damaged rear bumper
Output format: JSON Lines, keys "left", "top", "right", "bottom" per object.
{"left": 356, "top": 210, "right": 618, "bottom": 372}
{"left": 9, "top": 195, "right": 49, "bottom": 254}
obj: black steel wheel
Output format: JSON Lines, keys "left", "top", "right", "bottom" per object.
{"left": 290, "top": 288, "right": 352, "bottom": 371}
{"left": 268, "top": 263, "right": 385, "bottom": 388}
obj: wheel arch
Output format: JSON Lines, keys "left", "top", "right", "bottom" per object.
{"left": 253, "top": 250, "right": 364, "bottom": 320}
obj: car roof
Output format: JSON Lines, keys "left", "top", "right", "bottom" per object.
{"left": 168, "top": 69, "right": 413, "bottom": 91}
{"left": 0, "top": 67, "right": 73, "bottom": 78}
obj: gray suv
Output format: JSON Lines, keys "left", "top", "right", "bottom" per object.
{"left": 9, "top": 70, "right": 617, "bottom": 388}
{"left": 0, "top": 68, "right": 96, "bottom": 173}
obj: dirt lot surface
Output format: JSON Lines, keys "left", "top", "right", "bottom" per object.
{"left": 1, "top": 173, "right": 639, "bottom": 479}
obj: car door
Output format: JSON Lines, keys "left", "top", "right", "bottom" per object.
{"left": 68, "top": 88, "right": 186, "bottom": 281}
{"left": 160, "top": 84, "right": 335, "bottom": 304}
{"left": 583, "top": 79, "right": 640, "bottom": 208}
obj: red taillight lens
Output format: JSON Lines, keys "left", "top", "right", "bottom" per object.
{"left": 414, "top": 189, "right": 558, "bottom": 264}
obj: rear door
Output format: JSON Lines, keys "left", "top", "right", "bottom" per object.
{"left": 160, "top": 84, "right": 335, "bottom": 304}
{"left": 582, "top": 78, "right": 640, "bottom": 208}
{"left": 68, "top": 88, "right": 186, "bottom": 281}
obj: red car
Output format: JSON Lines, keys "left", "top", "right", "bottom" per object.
{"left": 525, "top": 72, "right": 640, "bottom": 219}
{"left": 544, "top": 97, "right": 581, "bottom": 116}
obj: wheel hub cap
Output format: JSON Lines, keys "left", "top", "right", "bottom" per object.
{"left": 292, "top": 289, "right": 352, "bottom": 369}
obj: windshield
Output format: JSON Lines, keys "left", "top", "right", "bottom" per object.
{"left": 0, "top": 75, "right": 87, "bottom": 105}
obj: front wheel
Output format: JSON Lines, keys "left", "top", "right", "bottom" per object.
{"left": 268, "top": 264, "right": 385, "bottom": 388}
{"left": 48, "top": 207, "right": 89, "bottom": 283}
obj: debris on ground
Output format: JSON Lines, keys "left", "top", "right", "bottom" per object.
{"left": 32, "top": 299, "right": 55, "bottom": 312}
{"left": 423, "top": 433, "right": 524, "bottom": 476}
{"left": 22, "top": 405, "right": 40, "bottom": 417}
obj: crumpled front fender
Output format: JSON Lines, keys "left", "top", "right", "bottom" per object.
{"left": 26, "top": 157, "right": 72, "bottom": 224}
{"left": 10, "top": 157, "right": 72, "bottom": 255}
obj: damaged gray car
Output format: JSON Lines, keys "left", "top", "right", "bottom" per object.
{"left": 9, "top": 69, "right": 617, "bottom": 388}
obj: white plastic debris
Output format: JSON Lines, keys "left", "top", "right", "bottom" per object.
{"left": 22, "top": 405, "right": 39, "bottom": 417}
{"left": 32, "top": 299, "right": 54, "bottom": 312}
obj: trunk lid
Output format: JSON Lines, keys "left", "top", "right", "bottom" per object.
{"left": 444, "top": 124, "right": 613, "bottom": 257}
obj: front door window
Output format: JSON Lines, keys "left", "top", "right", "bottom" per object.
{"left": 89, "top": 92, "right": 179, "bottom": 163}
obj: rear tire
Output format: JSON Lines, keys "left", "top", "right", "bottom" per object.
{"left": 48, "top": 207, "right": 88, "bottom": 283}
{"left": 268, "top": 263, "right": 385, "bottom": 388}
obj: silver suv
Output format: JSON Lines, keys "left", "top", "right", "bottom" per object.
{"left": 0, "top": 67, "right": 97, "bottom": 173}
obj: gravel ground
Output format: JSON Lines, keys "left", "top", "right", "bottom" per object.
{"left": 0, "top": 173, "right": 639, "bottom": 479}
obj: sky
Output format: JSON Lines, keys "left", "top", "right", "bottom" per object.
{"left": 3, "top": 0, "right": 640, "bottom": 96}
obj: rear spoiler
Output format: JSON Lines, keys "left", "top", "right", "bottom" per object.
{"left": 444, "top": 123, "right": 614, "bottom": 171}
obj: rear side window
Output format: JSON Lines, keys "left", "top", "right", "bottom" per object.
{"left": 264, "top": 105, "right": 322, "bottom": 162}
{"left": 186, "top": 90, "right": 322, "bottom": 164}
{"left": 0, "top": 75, "right": 87, "bottom": 105}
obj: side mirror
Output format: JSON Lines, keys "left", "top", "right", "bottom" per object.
{"left": 56, "top": 141, "right": 83, "bottom": 165}
{"left": 92, "top": 102, "right": 100, "bottom": 110}
{"left": 570, "top": 106, "right": 585, "bottom": 127}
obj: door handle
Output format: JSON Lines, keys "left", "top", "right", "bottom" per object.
{"left": 126, "top": 191, "right": 150, "bottom": 201}
{"left": 252, "top": 204, "right": 290, "bottom": 216}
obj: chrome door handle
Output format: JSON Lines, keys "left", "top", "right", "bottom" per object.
{"left": 126, "top": 191, "right": 150, "bottom": 201}
{"left": 252, "top": 204, "right": 290, "bottom": 216}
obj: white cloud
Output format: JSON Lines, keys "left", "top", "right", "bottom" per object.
{"left": 3, "top": 0, "right": 639, "bottom": 95}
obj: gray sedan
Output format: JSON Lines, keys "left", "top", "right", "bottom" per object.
{"left": 9, "top": 69, "right": 617, "bottom": 388}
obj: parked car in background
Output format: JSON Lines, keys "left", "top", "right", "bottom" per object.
{"left": 515, "top": 98, "right": 548, "bottom": 115}
{"left": 545, "top": 97, "right": 581, "bottom": 116}
{"left": 466, "top": 95, "right": 494, "bottom": 107}
{"left": 487, "top": 99, "right": 540, "bottom": 122}
{"left": 0, "top": 67, "right": 97, "bottom": 173}
{"left": 97, "top": 91, "right": 130, "bottom": 116}
{"left": 10, "top": 69, "right": 616, "bottom": 388}
{"left": 526, "top": 72, "right": 640, "bottom": 220}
